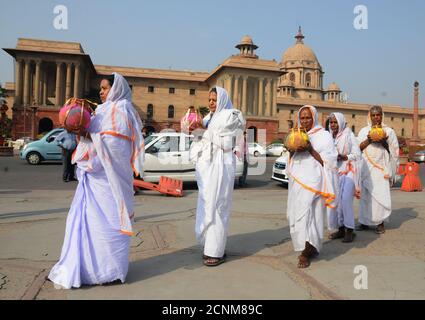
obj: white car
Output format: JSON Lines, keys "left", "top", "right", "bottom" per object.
{"left": 141, "top": 132, "right": 243, "bottom": 182}
{"left": 248, "top": 142, "right": 266, "bottom": 157}
{"left": 271, "top": 154, "right": 289, "bottom": 184}
{"left": 266, "top": 143, "right": 287, "bottom": 157}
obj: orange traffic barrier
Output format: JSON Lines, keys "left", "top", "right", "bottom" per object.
{"left": 133, "top": 176, "right": 184, "bottom": 197}
{"left": 400, "top": 162, "right": 422, "bottom": 192}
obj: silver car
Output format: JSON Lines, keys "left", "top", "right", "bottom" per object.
{"left": 141, "top": 132, "right": 244, "bottom": 182}
{"left": 411, "top": 150, "right": 425, "bottom": 163}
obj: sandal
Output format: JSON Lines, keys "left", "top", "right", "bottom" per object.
{"left": 375, "top": 223, "right": 385, "bottom": 234}
{"left": 203, "top": 254, "right": 226, "bottom": 267}
{"left": 297, "top": 254, "right": 310, "bottom": 268}
{"left": 328, "top": 227, "right": 345, "bottom": 240}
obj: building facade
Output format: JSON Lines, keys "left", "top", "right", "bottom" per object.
{"left": 2, "top": 28, "right": 424, "bottom": 143}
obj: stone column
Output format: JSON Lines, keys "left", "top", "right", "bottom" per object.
{"left": 266, "top": 78, "right": 272, "bottom": 116}
{"left": 55, "top": 62, "right": 63, "bottom": 106}
{"left": 272, "top": 79, "right": 277, "bottom": 117}
{"left": 65, "top": 62, "right": 73, "bottom": 100}
{"left": 232, "top": 76, "right": 239, "bottom": 108}
{"left": 14, "top": 59, "right": 23, "bottom": 106}
{"left": 23, "top": 60, "right": 31, "bottom": 106}
{"left": 413, "top": 82, "right": 419, "bottom": 141}
{"left": 42, "top": 71, "right": 47, "bottom": 105}
{"left": 34, "top": 60, "right": 41, "bottom": 105}
{"left": 84, "top": 70, "right": 90, "bottom": 96}
{"left": 258, "top": 78, "right": 264, "bottom": 116}
{"left": 73, "top": 62, "right": 81, "bottom": 97}
{"left": 242, "top": 76, "right": 248, "bottom": 115}
{"left": 252, "top": 80, "right": 258, "bottom": 115}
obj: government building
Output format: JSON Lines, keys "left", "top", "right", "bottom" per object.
{"left": 2, "top": 28, "right": 424, "bottom": 144}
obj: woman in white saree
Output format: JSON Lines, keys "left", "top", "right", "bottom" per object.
{"left": 190, "top": 87, "right": 245, "bottom": 267}
{"left": 356, "top": 105, "right": 399, "bottom": 234}
{"left": 48, "top": 73, "right": 144, "bottom": 289}
{"left": 287, "top": 105, "right": 338, "bottom": 268}
{"left": 327, "top": 112, "right": 362, "bottom": 243}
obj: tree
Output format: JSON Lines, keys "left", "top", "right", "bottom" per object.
{"left": 0, "top": 84, "right": 12, "bottom": 139}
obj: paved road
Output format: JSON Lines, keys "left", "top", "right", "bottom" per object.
{"left": 0, "top": 155, "right": 285, "bottom": 191}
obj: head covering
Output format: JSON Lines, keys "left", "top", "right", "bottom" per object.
{"left": 215, "top": 86, "right": 233, "bottom": 113}
{"left": 106, "top": 73, "right": 132, "bottom": 102}
{"left": 330, "top": 112, "right": 347, "bottom": 135}
{"left": 297, "top": 105, "right": 320, "bottom": 132}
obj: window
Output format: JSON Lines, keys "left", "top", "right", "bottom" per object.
{"left": 290, "top": 110, "right": 294, "bottom": 115}
{"left": 129, "top": 85, "right": 133, "bottom": 92}
{"left": 169, "top": 88, "right": 175, "bottom": 94}
{"left": 305, "top": 73, "right": 311, "bottom": 87}
{"left": 352, "top": 114, "right": 356, "bottom": 119}
{"left": 352, "top": 125, "right": 355, "bottom": 134}
{"left": 289, "top": 73, "right": 295, "bottom": 82}
{"left": 402, "top": 128, "right": 405, "bottom": 136}
{"left": 391, "top": 117, "right": 394, "bottom": 121}
{"left": 148, "top": 86, "right": 154, "bottom": 93}
{"left": 402, "top": 117, "right": 405, "bottom": 122}
{"left": 148, "top": 136, "right": 179, "bottom": 153}
{"left": 147, "top": 104, "right": 153, "bottom": 119}
{"left": 168, "top": 105, "right": 174, "bottom": 119}
{"left": 190, "top": 89, "right": 196, "bottom": 95}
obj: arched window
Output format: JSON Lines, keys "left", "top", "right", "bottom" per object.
{"left": 38, "top": 118, "right": 53, "bottom": 134}
{"left": 147, "top": 104, "right": 154, "bottom": 119}
{"left": 289, "top": 73, "right": 295, "bottom": 82}
{"left": 352, "top": 125, "right": 356, "bottom": 134}
{"left": 305, "top": 73, "right": 311, "bottom": 87}
{"left": 401, "top": 128, "right": 405, "bottom": 137}
{"left": 168, "top": 105, "right": 174, "bottom": 119}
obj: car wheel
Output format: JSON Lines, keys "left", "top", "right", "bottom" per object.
{"left": 254, "top": 151, "right": 259, "bottom": 157}
{"left": 26, "top": 152, "right": 42, "bottom": 165}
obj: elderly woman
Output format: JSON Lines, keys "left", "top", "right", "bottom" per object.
{"left": 286, "top": 105, "right": 338, "bottom": 268}
{"left": 327, "top": 112, "right": 362, "bottom": 243}
{"left": 190, "top": 87, "right": 245, "bottom": 267}
{"left": 48, "top": 73, "right": 144, "bottom": 289}
{"left": 356, "top": 106, "right": 399, "bottom": 234}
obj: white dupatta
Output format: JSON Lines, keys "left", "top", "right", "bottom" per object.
{"left": 88, "top": 73, "right": 145, "bottom": 235}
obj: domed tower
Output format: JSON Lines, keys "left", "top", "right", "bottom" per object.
{"left": 326, "top": 82, "right": 342, "bottom": 102}
{"left": 235, "top": 35, "right": 259, "bottom": 59}
{"left": 278, "top": 27, "right": 324, "bottom": 100}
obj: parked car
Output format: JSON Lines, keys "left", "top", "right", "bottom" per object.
{"left": 411, "top": 150, "right": 425, "bottom": 163}
{"left": 248, "top": 142, "right": 266, "bottom": 157}
{"left": 140, "top": 132, "right": 244, "bottom": 182}
{"left": 20, "top": 128, "right": 64, "bottom": 165}
{"left": 266, "top": 143, "right": 287, "bottom": 157}
{"left": 271, "top": 154, "right": 289, "bottom": 184}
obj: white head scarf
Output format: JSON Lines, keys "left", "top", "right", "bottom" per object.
{"left": 297, "top": 105, "right": 321, "bottom": 133}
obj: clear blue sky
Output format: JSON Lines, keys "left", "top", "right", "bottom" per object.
{"left": 1, "top": 0, "right": 424, "bottom": 108}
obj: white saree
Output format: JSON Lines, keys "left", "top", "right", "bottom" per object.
{"left": 358, "top": 112, "right": 399, "bottom": 226}
{"left": 190, "top": 87, "right": 245, "bottom": 258}
{"left": 48, "top": 73, "right": 144, "bottom": 289}
{"left": 287, "top": 106, "right": 338, "bottom": 252}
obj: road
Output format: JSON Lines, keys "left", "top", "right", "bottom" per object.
{"left": 0, "top": 155, "right": 285, "bottom": 191}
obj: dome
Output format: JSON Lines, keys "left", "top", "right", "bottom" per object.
{"left": 280, "top": 78, "right": 294, "bottom": 87}
{"left": 281, "top": 43, "right": 319, "bottom": 64}
{"left": 241, "top": 35, "right": 253, "bottom": 45}
{"left": 281, "top": 27, "right": 319, "bottom": 65}
{"left": 327, "top": 82, "right": 341, "bottom": 91}
{"left": 235, "top": 35, "right": 258, "bottom": 50}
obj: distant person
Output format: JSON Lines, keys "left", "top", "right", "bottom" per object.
{"left": 356, "top": 106, "right": 399, "bottom": 234}
{"left": 54, "top": 129, "right": 77, "bottom": 182}
{"left": 237, "top": 131, "right": 249, "bottom": 187}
